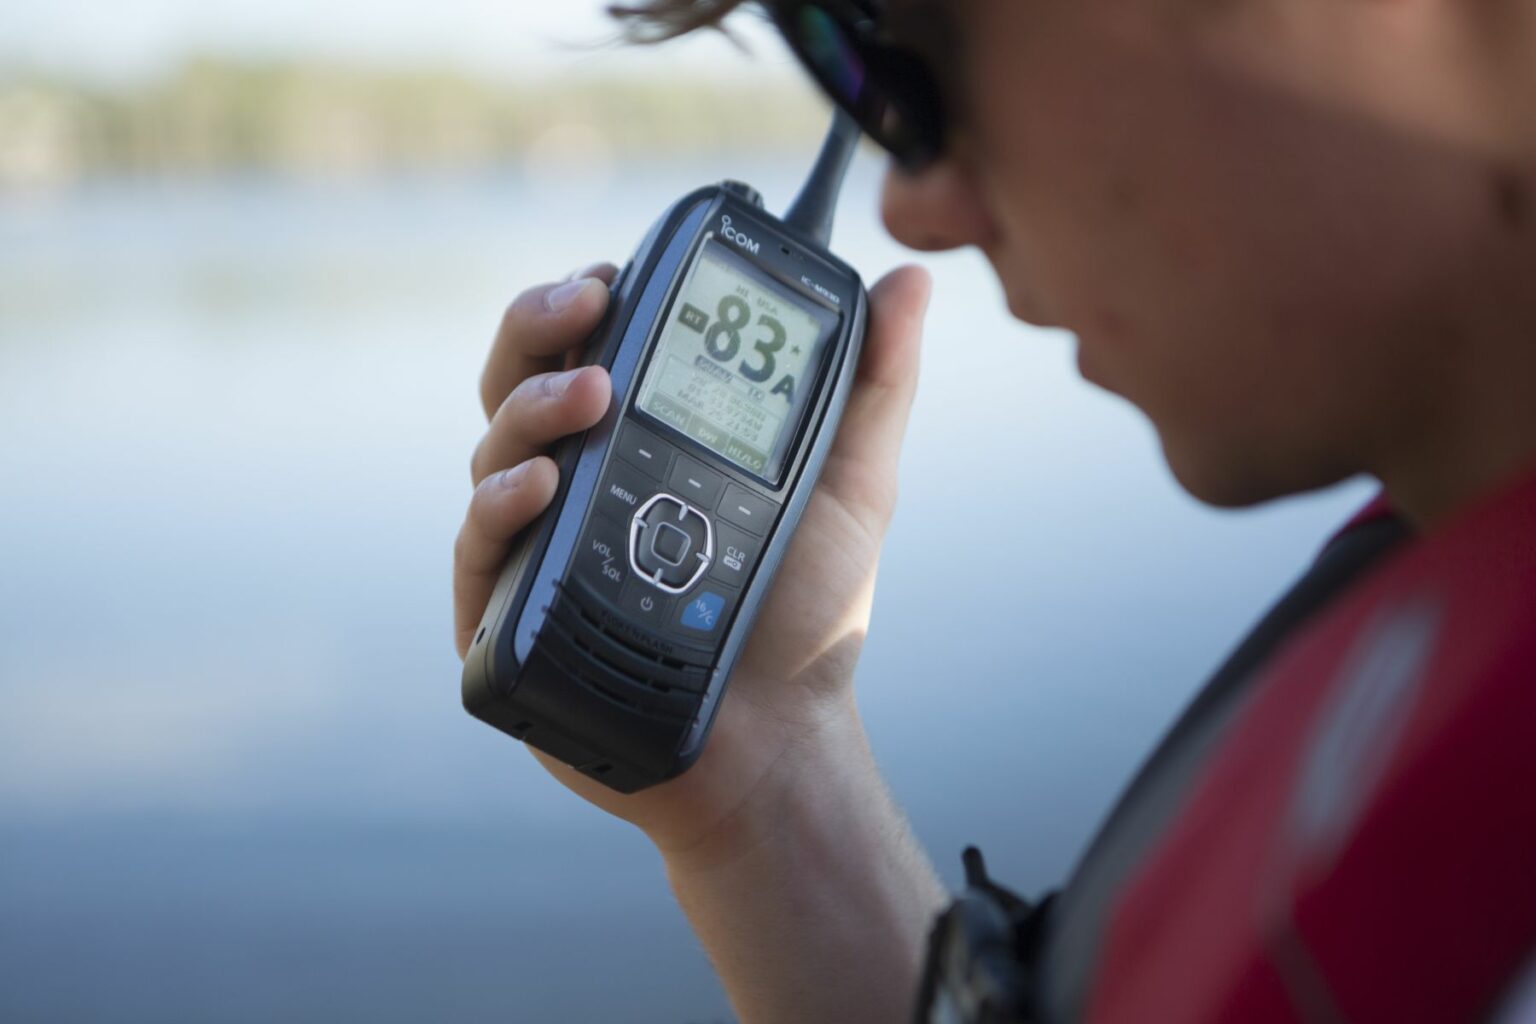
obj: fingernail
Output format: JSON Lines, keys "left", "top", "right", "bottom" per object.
{"left": 545, "top": 368, "right": 585, "bottom": 397}
{"left": 567, "top": 262, "right": 609, "bottom": 282}
{"left": 498, "top": 462, "right": 531, "bottom": 489}
{"left": 546, "top": 278, "right": 596, "bottom": 313}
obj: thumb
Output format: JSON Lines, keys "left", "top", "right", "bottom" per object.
{"left": 818, "top": 264, "right": 932, "bottom": 513}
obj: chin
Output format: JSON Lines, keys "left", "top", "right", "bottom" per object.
{"left": 1073, "top": 336, "right": 1124, "bottom": 399}
{"left": 1171, "top": 466, "right": 1280, "bottom": 510}
{"left": 999, "top": 277, "right": 1062, "bottom": 330}
{"left": 1160, "top": 436, "right": 1355, "bottom": 511}
{"left": 1160, "top": 431, "right": 1270, "bottom": 507}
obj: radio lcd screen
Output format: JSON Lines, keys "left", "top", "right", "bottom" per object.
{"left": 637, "top": 240, "right": 839, "bottom": 481}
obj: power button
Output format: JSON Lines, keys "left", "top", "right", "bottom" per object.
{"left": 619, "top": 576, "right": 673, "bottom": 629}
{"left": 720, "top": 180, "right": 764, "bottom": 208}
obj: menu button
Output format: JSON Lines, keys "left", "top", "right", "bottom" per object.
{"left": 595, "top": 459, "right": 654, "bottom": 524}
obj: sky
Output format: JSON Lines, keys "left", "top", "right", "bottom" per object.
{"left": 0, "top": 0, "right": 790, "bottom": 80}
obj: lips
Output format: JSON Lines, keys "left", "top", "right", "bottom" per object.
{"left": 983, "top": 247, "right": 1064, "bottom": 330}
{"left": 1074, "top": 335, "right": 1101, "bottom": 384}
{"left": 999, "top": 277, "right": 1064, "bottom": 330}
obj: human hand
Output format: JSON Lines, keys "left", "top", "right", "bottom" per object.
{"left": 454, "top": 260, "right": 932, "bottom": 857}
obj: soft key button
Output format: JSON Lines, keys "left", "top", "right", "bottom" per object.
{"left": 666, "top": 455, "right": 725, "bottom": 510}
{"left": 615, "top": 422, "right": 671, "bottom": 482}
{"left": 719, "top": 483, "right": 777, "bottom": 537}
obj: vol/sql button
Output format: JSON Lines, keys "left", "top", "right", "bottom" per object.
{"left": 574, "top": 515, "right": 630, "bottom": 604}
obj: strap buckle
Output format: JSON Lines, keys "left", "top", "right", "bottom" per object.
{"left": 914, "top": 847, "right": 1049, "bottom": 1024}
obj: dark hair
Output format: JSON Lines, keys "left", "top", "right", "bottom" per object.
{"left": 606, "top": 0, "right": 755, "bottom": 41}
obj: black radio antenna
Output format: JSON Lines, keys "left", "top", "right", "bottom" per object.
{"left": 783, "top": 111, "right": 862, "bottom": 249}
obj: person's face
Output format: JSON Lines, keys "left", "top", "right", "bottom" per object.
{"left": 879, "top": 0, "right": 1515, "bottom": 507}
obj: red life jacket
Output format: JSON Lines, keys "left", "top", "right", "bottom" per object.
{"left": 1087, "top": 469, "right": 1536, "bottom": 1022}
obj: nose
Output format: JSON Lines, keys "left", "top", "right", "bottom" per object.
{"left": 880, "top": 157, "right": 997, "bottom": 252}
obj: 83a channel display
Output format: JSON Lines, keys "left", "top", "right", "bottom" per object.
{"left": 638, "top": 241, "right": 836, "bottom": 480}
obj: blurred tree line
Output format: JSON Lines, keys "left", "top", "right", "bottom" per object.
{"left": 0, "top": 58, "right": 826, "bottom": 190}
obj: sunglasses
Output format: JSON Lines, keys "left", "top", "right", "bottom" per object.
{"left": 765, "top": 0, "right": 948, "bottom": 171}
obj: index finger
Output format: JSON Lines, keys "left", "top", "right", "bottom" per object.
{"left": 480, "top": 262, "right": 620, "bottom": 419}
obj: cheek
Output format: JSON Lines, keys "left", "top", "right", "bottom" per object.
{"left": 967, "top": 19, "right": 1198, "bottom": 332}
{"left": 970, "top": 18, "right": 1484, "bottom": 469}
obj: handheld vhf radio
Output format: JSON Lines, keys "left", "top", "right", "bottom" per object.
{"left": 463, "top": 114, "right": 867, "bottom": 794}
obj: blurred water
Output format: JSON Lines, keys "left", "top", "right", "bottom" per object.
{"left": 0, "top": 159, "right": 1371, "bottom": 1022}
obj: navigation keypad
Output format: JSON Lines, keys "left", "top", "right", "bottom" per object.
{"left": 631, "top": 494, "right": 712, "bottom": 593}
{"left": 651, "top": 521, "right": 691, "bottom": 565}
